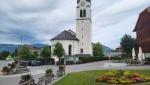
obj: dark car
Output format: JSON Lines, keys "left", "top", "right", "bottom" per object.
{"left": 20, "top": 60, "right": 29, "bottom": 66}
{"left": 144, "top": 60, "right": 150, "bottom": 65}
{"left": 31, "top": 60, "right": 41, "bottom": 66}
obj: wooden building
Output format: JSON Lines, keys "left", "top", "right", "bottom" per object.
{"left": 134, "top": 7, "right": 150, "bottom": 57}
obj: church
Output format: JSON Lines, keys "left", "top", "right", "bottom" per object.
{"left": 51, "top": 0, "right": 92, "bottom": 56}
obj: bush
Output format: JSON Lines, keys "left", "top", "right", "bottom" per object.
{"left": 19, "top": 74, "right": 36, "bottom": 85}
{"left": 110, "top": 56, "right": 121, "bottom": 60}
{"left": 45, "top": 69, "right": 53, "bottom": 76}
{"left": 21, "top": 74, "right": 32, "bottom": 81}
{"left": 8, "top": 62, "right": 16, "bottom": 69}
{"left": 1, "top": 66, "right": 11, "bottom": 73}
{"left": 59, "top": 65, "right": 65, "bottom": 70}
{"left": 79, "top": 57, "right": 108, "bottom": 63}
{"left": 1, "top": 66, "right": 11, "bottom": 75}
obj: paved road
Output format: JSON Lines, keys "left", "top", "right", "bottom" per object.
{"left": 0, "top": 61, "right": 150, "bottom": 85}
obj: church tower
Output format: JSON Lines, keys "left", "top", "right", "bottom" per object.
{"left": 76, "top": 0, "right": 92, "bottom": 55}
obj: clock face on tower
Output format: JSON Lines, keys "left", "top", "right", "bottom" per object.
{"left": 81, "top": 1, "right": 86, "bottom": 6}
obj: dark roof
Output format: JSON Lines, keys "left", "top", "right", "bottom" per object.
{"left": 134, "top": 7, "right": 150, "bottom": 32}
{"left": 77, "top": 0, "right": 91, "bottom": 3}
{"left": 51, "top": 30, "right": 79, "bottom": 41}
{"left": 77, "top": 0, "right": 80, "bottom": 3}
{"left": 86, "top": 0, "right": 91, "bottom": 2}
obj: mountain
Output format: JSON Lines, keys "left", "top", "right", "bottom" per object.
{"left": 0, "top": 44, "right": 114, "bottom": 53}
{"left": 0, "top": 44, "right": 19, "bottom": 52}
{"left": 0, "top": 44, "right": 45, "bottom": 52}
{"left": 102, "top": 45, "right": 114, "bottom": 52}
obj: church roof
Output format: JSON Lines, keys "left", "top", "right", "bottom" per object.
{"left": 51, "top": 30, "right": 79, "bottom": 41}
{"left": 77, "top": 0, "right": 91, "bottom": 3}
{"left": 86, "top": 0, "right": 91, "bottom": 2}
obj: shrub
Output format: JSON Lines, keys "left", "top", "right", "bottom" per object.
{"left": 111, "top": 56, "right": 121, "bottom": 60}
{"left": 1, "top": 66, "right": 11, "bottom": 73}
{"left": 21, "top": 74, "right": 32, "bottom": 81}
{"left": 45, "top": 69, "right": 53, "bottom": 76}
{"left": 19, "top": 74, "right": 35, "bottom": 85}
{"left": 8, "top": 62, "right": 16, "bottom": 69}
{"left": 59, "top": 65, "right": 65, "bottom": 70}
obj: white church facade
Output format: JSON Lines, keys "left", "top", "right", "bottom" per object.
{"left": 51, "top": 0, "right": 92, "bottom": 56}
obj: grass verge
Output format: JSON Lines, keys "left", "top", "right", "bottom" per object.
{"left": 53, "top": 70, "right": 150, "bottom": 85}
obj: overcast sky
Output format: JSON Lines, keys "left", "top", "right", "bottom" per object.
{"left": 0, "top": 0, "right": 150, "bottom": 49}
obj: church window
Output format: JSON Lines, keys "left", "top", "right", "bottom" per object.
{"left": 80, "top": 48, "right": 83, "bottom": 54}
{"left": 80, "top": 10, "right": 83, "bottom": 17}
{"left": 68, "top": 45, "right": 72, "bottom": 55}
{"left": 83, "top": 10, "right": 86, "bottom": 17}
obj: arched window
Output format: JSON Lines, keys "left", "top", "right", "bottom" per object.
{"left": 80, "top": 10, "right": 83, "bottom": 17}
{"left": 80, "top": 10, "right": 86, "bottom": 18}
{"left": 80, "top": 48, "right": 83, "bottom": 54}
{"left": 68, "top": 45, "right": 72, "bottom": 55}
{"left": 83, "top": 10, "right": 86, "bottom": 17}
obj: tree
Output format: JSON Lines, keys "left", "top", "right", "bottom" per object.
{"left": 0, "top": 51, "right": 10, "bottom": 60}
{"left": 19, "top": 45, "right": 31, "bottom": 60}
{"left": 93, "top": 42, "right": 104, "bottom": 57}
{"left": 120, "top": 34, "right": 137, "bottom": 56}
{"left": 14, "top": 48, "right": 19, "bottom": 57}
{"left": 11, "top": 48, "right": 19, "bottom": 58}
{"left": 31, "top": 51, "right": 38, "bottom": 60}
{"left": 53, "top": 42, "right": 64, "bottom": 62}
{"left": 41, "top": 45, "right": 51, "bottom": 64}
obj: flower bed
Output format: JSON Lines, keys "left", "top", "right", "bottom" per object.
{"left": 96, "top": 70, "right": 150, "bottom": 84}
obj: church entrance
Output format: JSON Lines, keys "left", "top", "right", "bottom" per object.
{"left": 68, "top": 45, "right": 72, "bottom": 55}
{"left": 80, "top": 48, "right": 83, "bottom": 54}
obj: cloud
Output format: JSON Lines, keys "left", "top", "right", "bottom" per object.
{"left": 92, "top": 0, "right": 150, "bottom": 48}
{"left": 0, "top": 0, "right": 150, "bottom": 49}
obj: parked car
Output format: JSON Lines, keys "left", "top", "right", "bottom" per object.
{"left": 20, "top": 60, "right": 29, "bottom": 66}
{"left": 144, "top": 60, "right": 150, "bottom": 65}
{"left": 31, "top": 60, "right": 41, "bottom": 66}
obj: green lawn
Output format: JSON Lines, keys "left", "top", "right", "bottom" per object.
{"left": 53, "top": 70, "right": 150, "bottom": 85}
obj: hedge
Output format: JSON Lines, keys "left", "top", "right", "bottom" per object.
{"left": 79, "top": 57, "right": 108, "bottom": 63}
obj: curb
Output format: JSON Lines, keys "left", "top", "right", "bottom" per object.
{"left": 50, "top": 74, "right": 68, "bottom": 85}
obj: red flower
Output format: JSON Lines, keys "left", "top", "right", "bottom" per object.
{"left": 130, "top": 75, "right": 144, "bottom": 82}
{"left": 101, "top": 75, "right": 111, "bottom": 81}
